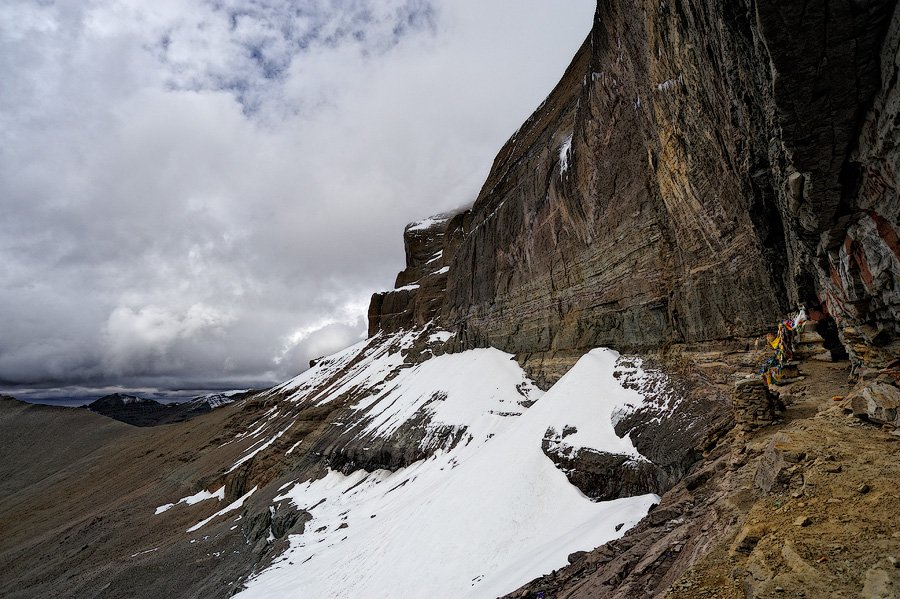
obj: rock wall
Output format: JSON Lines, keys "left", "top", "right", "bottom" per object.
{"left": 367, "top": 213, "right": 456, "bottom": 337}
{"left": 370, "top": 0, "right": 900, "bottom": 375}
{"left": 820, "top": 4, "right": 900, "bottom": 369}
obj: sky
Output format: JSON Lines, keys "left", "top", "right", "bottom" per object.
{"left": 0, "top": 0, "right": 595, "bottom": 400}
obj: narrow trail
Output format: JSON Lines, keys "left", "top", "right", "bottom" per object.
{"left": 667, "top": 360, "right": 900, "bottom": 598}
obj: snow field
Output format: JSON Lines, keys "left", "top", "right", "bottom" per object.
{"left": 235, "top": 347, "right": 661, "bottom": 599}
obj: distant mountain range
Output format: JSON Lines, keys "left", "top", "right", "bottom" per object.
{"left": 87, "top": 391, "right": 249, "bottom": 427}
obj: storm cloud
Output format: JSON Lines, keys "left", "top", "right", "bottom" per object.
{"left": 0, "top": 0, "right": 594, "bottom": 396}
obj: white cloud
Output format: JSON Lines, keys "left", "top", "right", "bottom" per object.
{"left": 0, "top": 0, "right": 595, "bottom": 393}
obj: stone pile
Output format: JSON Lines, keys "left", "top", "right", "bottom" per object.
{"left": 733, "top": 377, "right": 784, "bottom": 432}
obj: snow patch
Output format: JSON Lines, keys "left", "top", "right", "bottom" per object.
{"left": 406, "top": 214, "right": 452, "bottom": 232}
{"left": 155, "top": 486, "right": 225, "bottom": 515}
{"left": 227, "top": 424, "right": 293, "bottom": 473}
{"left": 559, "top": 134, "right": 573, "bottom": 174}
{"left": 655, "top": 75, "right": 683, "bottom": 92}
{"left": 428, "top": 331, "right": 453, "bottom": 344}
{"left": 187, "top": 486, "right": 258, "bottom": 533}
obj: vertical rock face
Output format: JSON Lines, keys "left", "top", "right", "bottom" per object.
{"left": 370, "top": 0, "right": 899, "bottom": 374}
{"left": 820, "top": 8, "right": 900, "bottom": 368}
{"left": 367, "top": 212, "right": 458, "bottom": 337}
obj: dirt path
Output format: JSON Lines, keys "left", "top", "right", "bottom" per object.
{"left": 665, "top": 360, "right": 900, "bottom": 598}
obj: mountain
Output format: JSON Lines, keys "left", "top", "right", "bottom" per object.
{"left": 87, "top": 393, "right": 174, "bottom": 426}
{"left": 87, "top": 392, "right": 247, "bottom": 427}
{"left": 1, "top": 1, "right": 899, "bottom": 598}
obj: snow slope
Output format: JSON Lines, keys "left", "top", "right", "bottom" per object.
{"left": 154, "top": 486, "right": 224, "bottom": 515}
{"left": 234, "top": 347, "right": 660, "bottom": 599}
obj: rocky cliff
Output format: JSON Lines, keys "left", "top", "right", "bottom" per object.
{"left": 370, "top": 0, "right": 900, "bottom": 379}
{"left": 367, "top": 211, "right": 460, "bottom": 337}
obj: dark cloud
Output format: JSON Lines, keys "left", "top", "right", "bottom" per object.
{"left": 0, "top": 0, "right": 594, "bottom": 397}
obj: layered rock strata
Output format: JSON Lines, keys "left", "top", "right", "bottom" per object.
{"left": 367, "top": 212, "right": 458, "bottom": 337}
{"left": 370, "top": 0, "right": 900, "bottom": 379}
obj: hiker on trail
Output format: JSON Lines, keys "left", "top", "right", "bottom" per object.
{"left": 760, "top": 306, "right": 807, "bottom": 384}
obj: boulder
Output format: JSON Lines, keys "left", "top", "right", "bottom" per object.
{"left": 541, "top": 443, "right": 671, "bottom": 501}
{"left": 755, "top": 433, "right": 802, "bottom": 493}
{"left": 850, "top": 381, "right": 900, "bottom": 427}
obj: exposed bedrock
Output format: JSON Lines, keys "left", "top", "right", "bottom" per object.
{"left": 368, "top": 213, "right": 458, "bottom": 337}
{"left": 542, "top": 444, "right": 672, "bottom": 502}
{"left": 369, "top": 0, "right": 899, "bottom": 377}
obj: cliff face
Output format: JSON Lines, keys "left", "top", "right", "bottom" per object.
{"left": 367, "top": 212, "right": 458, "bottom": 337}
{"left": 371, "top": 0, "right": 900, "bottom": 376}
{"left": 823, "top": 6, "right": 900, "bottom": 367}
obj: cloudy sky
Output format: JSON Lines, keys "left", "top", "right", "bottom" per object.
{"left": 0, "top": 0, "right": 594, "bottom": 399}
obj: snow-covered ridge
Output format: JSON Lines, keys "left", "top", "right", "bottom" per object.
{"left": 257, "top": 328, "right": 542, "bottom": 466}
{"left": 152, "top": 326, "right": 678, "bottom": 598}
{"left": 192, "top": 329, "right": 671, "bottom": 599}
